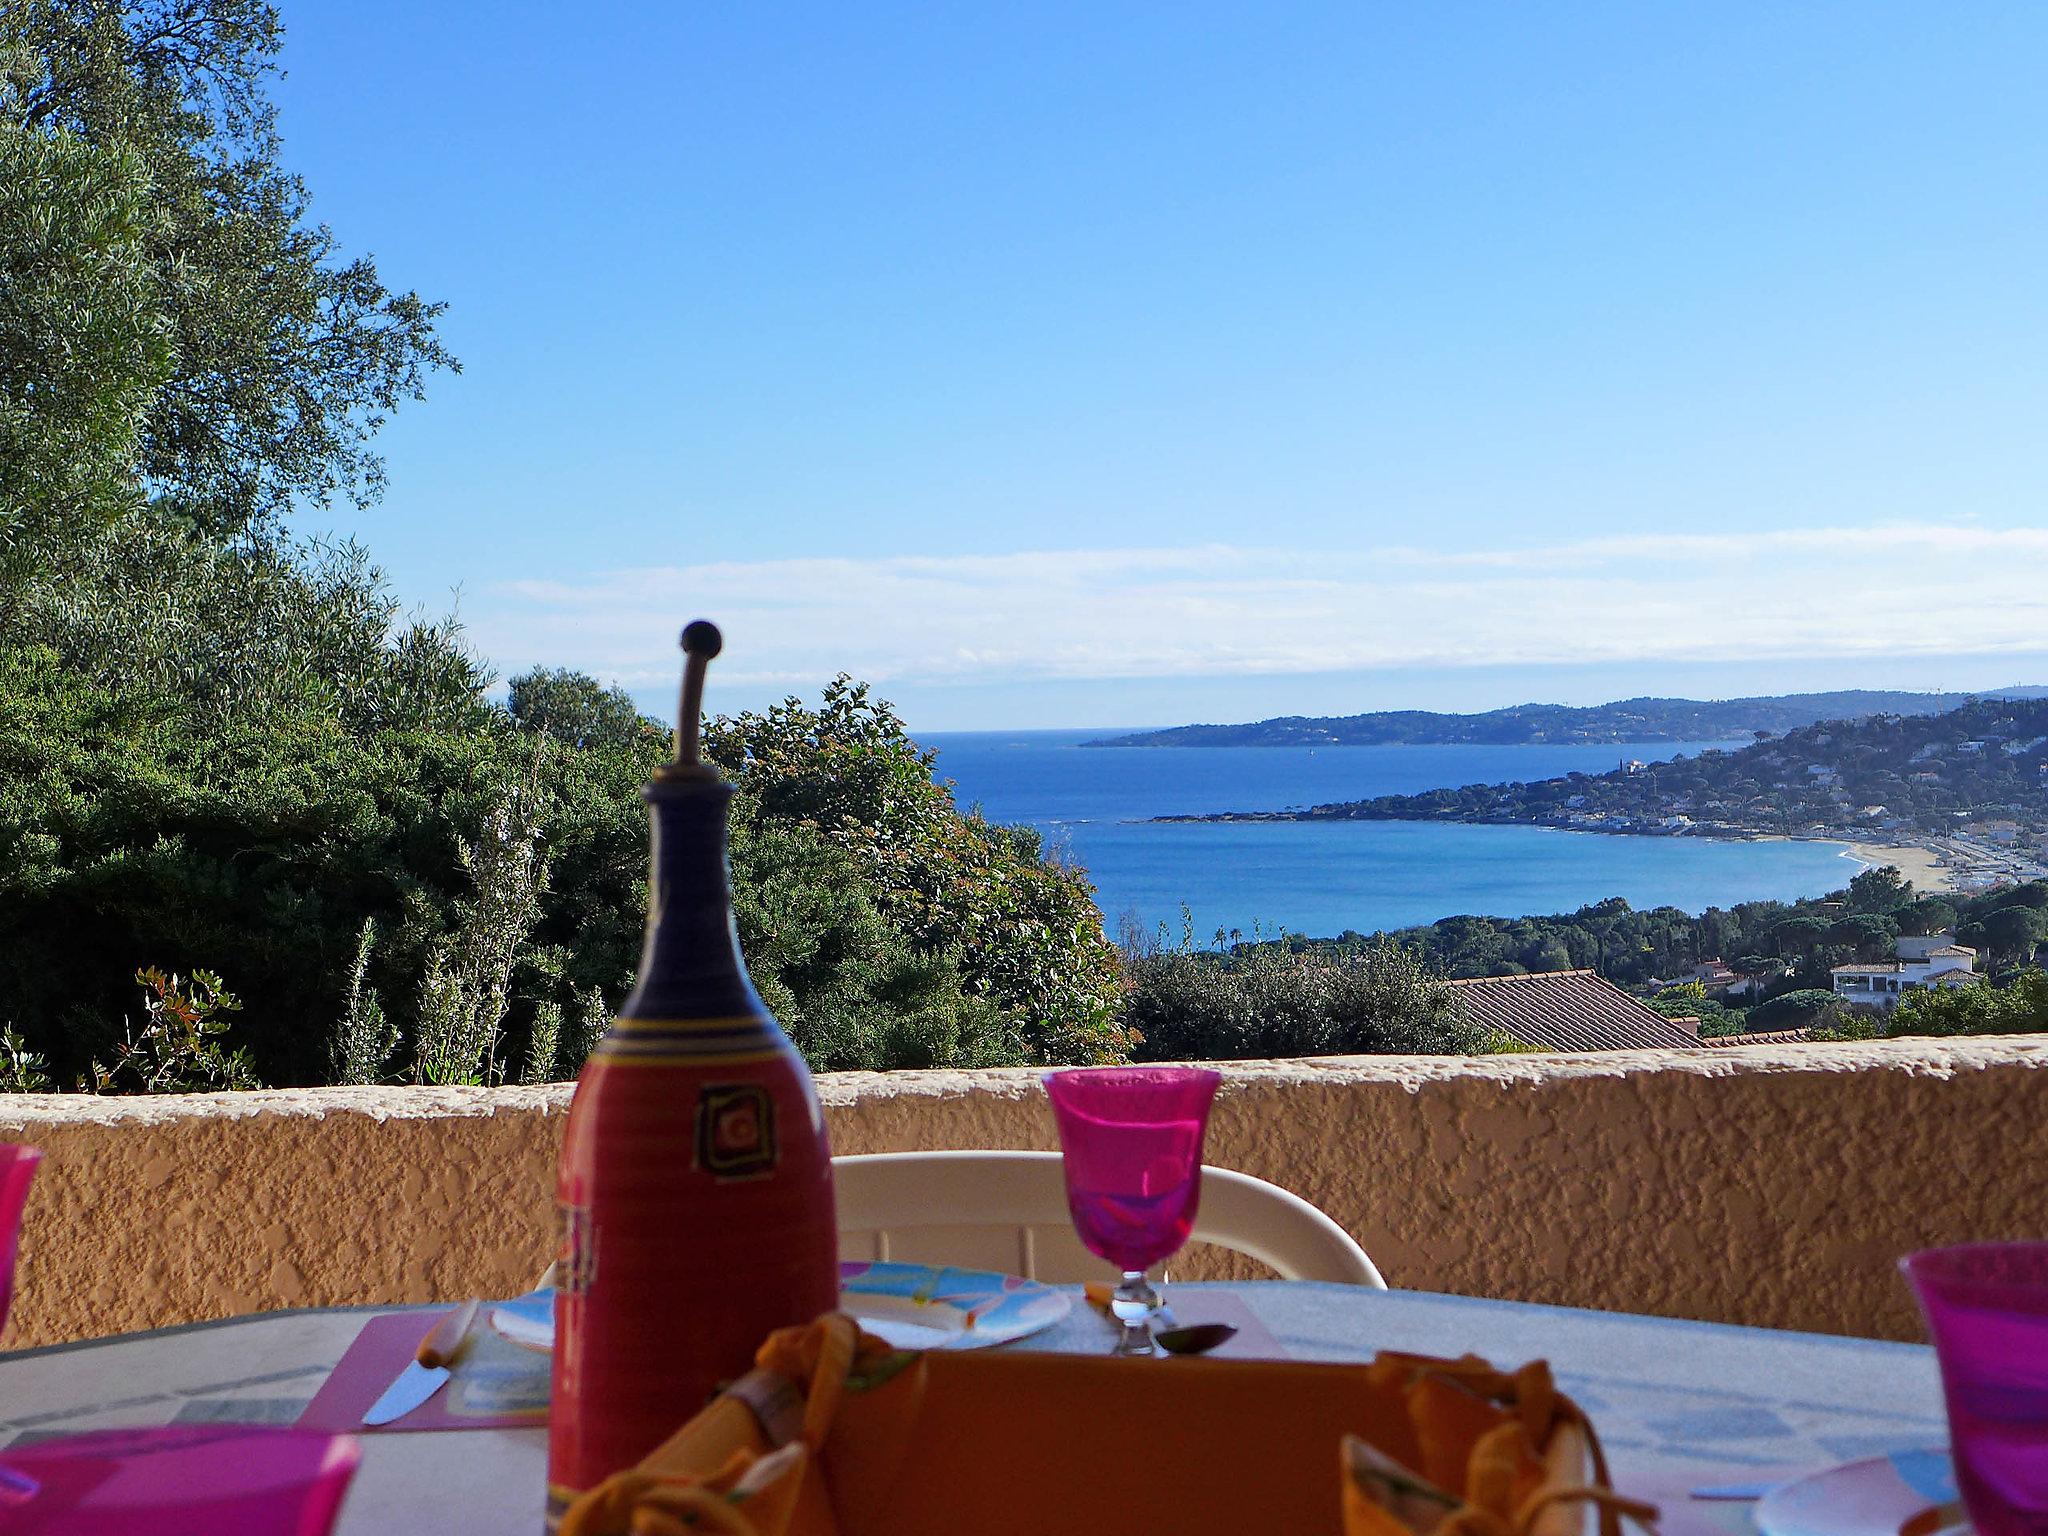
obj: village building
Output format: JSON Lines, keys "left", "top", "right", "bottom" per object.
{"left": 1831, "top": 934, "right": 1978, "bottom": 1010}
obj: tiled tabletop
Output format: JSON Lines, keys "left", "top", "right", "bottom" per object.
{"left": 0, "top": 1283, "right": 1946, "bottom": 1534}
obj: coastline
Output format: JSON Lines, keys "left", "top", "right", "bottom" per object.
{"left": 1805, "top": 838, "right": 1954, "bottom": 895}
{"left": 1158, "top": 810, "right": 1975, "bottom": 897}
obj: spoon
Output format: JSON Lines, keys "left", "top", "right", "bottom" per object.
{"left": 1154, "top": 1323, "right": 1237, "bottom": 1356}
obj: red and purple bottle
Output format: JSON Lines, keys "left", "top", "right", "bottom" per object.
{"left": 546, "top": 621, "right": 838, "bottom": 1528}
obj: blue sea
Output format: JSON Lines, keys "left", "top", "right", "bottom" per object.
{"left": 917, "top": 731, "right": 1862, "bottom": 940}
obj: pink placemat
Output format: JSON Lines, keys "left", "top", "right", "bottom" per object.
{"left": 297, "top": 1310, "right": 550, "bottom": 1434}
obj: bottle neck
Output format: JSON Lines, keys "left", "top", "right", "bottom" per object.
{"left": 620, "top": 780, "right": 762, "bottom": 1021}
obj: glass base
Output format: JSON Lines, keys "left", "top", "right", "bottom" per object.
{"left": 1110, "top": 1272, "right": 1161, "bottom": 1356}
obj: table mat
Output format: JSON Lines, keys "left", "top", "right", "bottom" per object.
{"left": 1153, "top": 1290, "right": 1290, "bottom": 1360}
{"left": 296, "top": 1311, "right": 549, "bottom": 1434}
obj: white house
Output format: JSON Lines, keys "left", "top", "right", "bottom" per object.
{"left": 1897, "top": 933, "right": 1961, "bottom": 962}
{"left": 1832, "top": 934, "right": 1978, "bottom": 1010}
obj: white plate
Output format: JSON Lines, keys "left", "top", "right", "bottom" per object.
{"left": 490, "top": 1260, "right": 1071, "bottom": 1355}
{"left": 1755, "top": 1449, "right": 1966, "bottom": 1536}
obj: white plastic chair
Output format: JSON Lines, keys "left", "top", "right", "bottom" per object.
{"left": 833, "top": 1150, "right": 1385, "bottom": 1287}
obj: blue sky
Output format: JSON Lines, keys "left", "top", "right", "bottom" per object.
{"left": 276, "top": 3, "right": 2048, "bottom": 729}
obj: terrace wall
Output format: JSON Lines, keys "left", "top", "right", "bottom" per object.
{"left": 5, "top": 1037, "right": 2045, "bottom": 1348}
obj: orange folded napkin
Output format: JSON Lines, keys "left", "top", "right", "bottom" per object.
{"left": 1341, "top": 1353, "right": 1658, "bottom": 1536}
{"left": 553, "top": 1314, "right": 1657, "bottom": 1536}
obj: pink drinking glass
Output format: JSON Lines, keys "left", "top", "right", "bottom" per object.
{"left": 0, "top": 1146, "right": 39, "bottom": 1504}
{"left": 1903, "top": 1243, "right": 2048, "bottom": 1536}
{"left": 0, "top": 1426, "right": 361, "bottom": 1534}
{"left": 1044, "top": 1066, "right": 1221, "bottom": 1356}
{"left": 0, "top": 1143, "right": 39, "bottom": 1338}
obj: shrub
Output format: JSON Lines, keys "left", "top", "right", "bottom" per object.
{"left": 1124, "top": 932, "right": 1482, "bottom": 1060}
{"left": 1885, "top": 970, "right": 2048, "bottom": 1038}
{"left": 1746, "top": 988, "right": 1847, "bottom": 1033}
{"left": 87, "top": 969, "right": 261, "bottom": 1094}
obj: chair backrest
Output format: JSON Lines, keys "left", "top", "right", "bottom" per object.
{"left": 833, "top": 1150, "right": 1385, "bottom": 1288}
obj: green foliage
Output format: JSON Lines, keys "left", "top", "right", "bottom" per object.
{"left": 88, "top": 967, "right": 261, "bottom": 1093}
{"left": 563, "top": 986, "right": 610, "bottom": 1078}
{"left": 1846, "top": 866, "right": 1915, "bottom": 914}
{"left": 1806, "top": 1014, "right": 1884, "bottom": 1043}
{"left": 1123, "top": 928, "right": 1483, "bottom": 1061}
{"left": 0, "top": 120, "right": 169, "bottom": 582}
{"left": 711, "top": 678, "right": 1130, "bottom": 1067}
{"left": 5, "top": 0, "right": 456, "bottom": 536}
{"left": 0, "top": 627, "right": 1144, "bottom": 1086}
{"left": 1647, "top": 982, "right": 1747, "bottom": 1038}
{"left": 1747, "top": 988, "right": 1846, "bottom": 1033}
{"left": 1979, "top": 906, "right": 2047, "bottom": 966}
{"left": 1884, "top": 970, "right": 2048, "bottom": 1038}
{"left": 411, "top": 761, "right": 551, "bottom": 1086}
{"left": 0, "top": 1025, "right": 52, "bottom": 1092}
{"left": 20, "top": 514, "right": 494, "bottom": 735}
{"left": 329, "top": 917, "right": 395, "bottom": 1086}
{"left": 521, "top": 1000, "right": 563, "bottom": 1085}
{"left": 508, "top": 669, "right": 660, "bottom": 754}
{"left": 1298, "top": 877, "right": 2047, "bottom": 1007}
{"left": 0, "top": 1, "right": 1149, "bottom": 1092}
{"left": 1901, "top": 897, "right": 1958, "bottom": 936}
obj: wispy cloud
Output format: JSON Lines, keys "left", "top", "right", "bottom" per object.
{"left": 471, "top": 524, "right": 2048, "bottom": 692}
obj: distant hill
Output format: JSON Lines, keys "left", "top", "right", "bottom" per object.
{"left": 1086, "top": 688, "right": 2048, "bottom": 749}
{"left": 1183, "top": 696, "right": 2048, "bottom": 843}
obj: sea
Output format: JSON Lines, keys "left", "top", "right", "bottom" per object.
{"left": 917, "top": 730, "right": 1863, "bottom": 942}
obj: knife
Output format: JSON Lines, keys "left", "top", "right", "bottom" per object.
{"left": 361, "top": 1298, "right": 482, "bottom": 1427}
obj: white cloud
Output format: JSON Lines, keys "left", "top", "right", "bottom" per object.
{"left": 470, "top": 524, "right": 2048, "bottom": 692}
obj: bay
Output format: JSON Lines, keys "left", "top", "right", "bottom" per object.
{"left": 919, "top": 730, "right": 1862, "bottom": 940}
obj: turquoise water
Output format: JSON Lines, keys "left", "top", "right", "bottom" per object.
{"left": 920, "top": 730, "right": 1861, "bottom": 939}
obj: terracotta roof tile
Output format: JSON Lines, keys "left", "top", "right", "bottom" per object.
{"left": 1447, "top": 969, "right": 1704, "bottom": 1053}
{"left": 1702, "top": 1028, "right": 1815, "bottom": 1047}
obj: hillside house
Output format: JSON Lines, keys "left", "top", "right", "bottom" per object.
{"left": 1832, "top": 934, "right": 1978, "bottom": 1010}
{"left": 1676, "top": 958, "right": 1763, "bottom": 999}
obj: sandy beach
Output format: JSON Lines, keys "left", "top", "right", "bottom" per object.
{"left": 1838, "top": 839, "right": 1954, "bottom": 893}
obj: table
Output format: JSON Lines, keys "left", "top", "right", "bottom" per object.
{"left": 0, "top": 1284, "right": 1945, "bottom": 1535}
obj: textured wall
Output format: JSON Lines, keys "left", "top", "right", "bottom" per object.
{"left": 4, "top": 1038, "right": 2045, "bottom": 1348}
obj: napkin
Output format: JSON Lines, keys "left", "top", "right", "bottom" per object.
{"left": 1339, "top": 1353, "right": 1659, "bottom": 1536}
{"left": 553, "top": 1314, "right": 1654, "bottom": 1536}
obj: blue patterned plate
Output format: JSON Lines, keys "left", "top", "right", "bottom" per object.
{"left": 1755, "top": 1449, "right": 1967, "bottom": 1536}
{"left": 490, "top": 1261, "right": 1070, "bottom": 1355}
{"left": 835, "top": 1261, "right": 1070, "bottom": 1350}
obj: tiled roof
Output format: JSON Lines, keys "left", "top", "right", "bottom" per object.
{"left": 1447, "top": 969, "right": 1704, "bottom": 1053}
{"left": 1702, "top": 1028, "right": 1814, "bottom": 1047}
{"left": 1926, "top": 946, "right": 1977, "bottom": 958}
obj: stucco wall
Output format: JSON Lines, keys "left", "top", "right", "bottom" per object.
{"left": 4, "top": 1037, "right": 2045, "bottom": 1349}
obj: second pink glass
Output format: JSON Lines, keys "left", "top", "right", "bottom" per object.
{"left": 1044, "top": 1066, "right": 1221, "bottom": 1356}
{"left": 1904, "top": 1243, "right": 2048, "bottom": 1536}
{"left": 1, "top": 1142, "right": 40, "bottom": 1340}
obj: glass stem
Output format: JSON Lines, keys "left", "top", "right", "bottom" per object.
{"left": 1109, "top": 1270, "right": 1160, "bottom": 1356}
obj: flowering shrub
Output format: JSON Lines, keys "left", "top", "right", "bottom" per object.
{"left": 87, "top": 969, "right": 261, "bottom": 1094}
